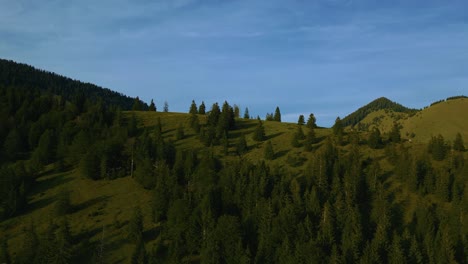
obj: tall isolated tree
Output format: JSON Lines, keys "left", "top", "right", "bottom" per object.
{"left": 132, "top": 96, "right": 143, "bottom": 111}
{"left": 273, "top": 107, "right": 281, "bottom": 122}
{"left": 148, "top": 99, "right": 156, "bottom": 111}
{"left": 252, "top": 120, "right": 266, "bottom": 141}
{"left": 298, "top": 115, "right": 305, "bottom": 125}
{"left": 389, "top": 122, "right": 401, "bottom": 143}
{"left": 189, "top": 100, "right": 198, "bottom": 114}
{"left": 234, "top": 104, "right": 240, "bottom": 118}
{"left": 264, "top": 141, "right": 275, "bottom": 160}
{"left": 332, "top": 117, "right": 344, "bottom": 136}
{"left": 244, "top": 107, "right": 250, "bottom": 119}
{"left": 163, "top": 101, "right": 169, "bottom": 112}
{"left": 307, "top": 113, "right": 317, "bottom": 129}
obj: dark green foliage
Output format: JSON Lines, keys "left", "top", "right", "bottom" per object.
{"left": 54, "top": 189, "right": 72, "bottom": 216}
{"left": 252, "top": 120, "right": 266, "bottom": 141}
{"left": 341, "top": 97, "right": 417, "bottom": 127}
{"left": 273, "top": 106, "right": 281, "bottom": 122}
{"left": 163, "top": 101, "right": 169, "bottom": 112}
{"left": 236, "top": 134, "right": 248, "bottom": 155}
{"left": 198, "top": 101, "right": 206, "bottom": 115}
{"left": 264, "top": 141, "right": 275, "bottom": 160}
{"left": 32, "top": 129, "right": 55, "bottom": 166}
{"left": 148, "top": 99, "right": 156, "bottom": 111}
{"left": 428, "top": 134, "right": 447, "bottom": 161}
{"left": 296, "top": 125, "right": 305, "bottom": 140}
{"left": 298, "top": 114, "right": 305, "bottom": 125}
{"left": 0, "top": 163, "right": 32, "bottom": 219}
{"left": 307, "top": 113, "right": 317, "bottom": 129}
{"left": 189, "top": 100, "right": 198, "bottom": 114}
{"left": 131, "top": 238, "right": 148, "bottom": 264}
{"left": 189, "top": 112, "right": 200, "bottom": 133}
{"left": 128, "top": 206, "right": 144, "bottom": 243}
{"left": 175, "top": 123, "right": 184, "bottom": 140}
{"left": 2, "top": 129, "right": 23, "bottom": 161}
{"left": 453, "top": 133, "right": 465, "bottom": 151}
{"left": 243, "top": 107, "right": 250, "bottom": 119}
{"left": 234, "top": 104, "right": 240, "bottom": 118}
{"left": 291, "top": 132, "right": 301, "bottom": 148}
{"left": 18, "top": 221, "right": 39, "bottom": 264}
{"left": 304, "top": 127, "right": 316, "bottom": 151}
{"left": 368, "top": 127, "right": 382, "bottom": 149}
{"left": 132, "top": 96, "right": 144, "bottom": 111}
{"left": 0, "top": 59, "right": 143, "bottom": 110}
{"left": 265, "top": 113, "right": 274, "bottom": 121}
{"left": 389, "top": 122, "right": 401, "bottom": 143}
{"left": 0, "top": 238, "right": 10, "bottom": 264}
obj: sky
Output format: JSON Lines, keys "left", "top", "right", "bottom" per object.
{"left": 1, "top": 0, "right": 467, "bottom": 126}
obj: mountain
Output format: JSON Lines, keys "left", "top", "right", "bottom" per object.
{"left": 341, "top": 97, "right": 417, "bottom": 127}
{"left": 0, "top": 58, "right": 146, "bottom": 110}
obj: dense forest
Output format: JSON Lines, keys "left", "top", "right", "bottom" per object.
{"left": 0, "top": 60, "right": 467, "bottom": 263}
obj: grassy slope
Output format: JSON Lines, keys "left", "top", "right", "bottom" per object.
{"left": 401, "top": 98, "right": 468, "bottom": 142}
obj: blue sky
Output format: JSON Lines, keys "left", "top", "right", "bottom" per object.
{"left": 1, "top": 0, "right": 467, "bottom": 126}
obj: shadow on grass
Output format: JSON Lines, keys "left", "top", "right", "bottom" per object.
{"left": 266, "top": 132, "right": 284, "bottom": 140}
{"left": 274, "top": 150, "right": 289, "bottom": 159}
{"left": 143, "top": 226, "right": 161, "bottom": 242}
{"left": 74, "top": 195, "right": 112, "bottom": 212}
{"left": 32, "top": 171, "right": 74, "bottom": 195}
{"left": 235, "top": 121, "right": 257, "bottom": 130}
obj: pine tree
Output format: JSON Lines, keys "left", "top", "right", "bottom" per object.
{"left": 252, "top": 120, "right": 266, "bottom": 141}
{"left": 291, "top": 132, "right": 301, "bottom": 148}
{"left": 307, "top": 113, "right": 317, "bottom": 129}
{"left": 264, "top": 141, "right": 275, "bottom": 160}
{"left": 296, "top": 125, "right": 305, "bottom": 140}
{"left": 368, "top": 127, "right": 382, "bottom": 149}
{"left": 148, "top": 99, "right": 156, "bottom": 111}
{"left": 244, "top": 107, "right": 250, "bottom": 119}
{"left": 389, "top": 122, "right": 401, "bottom": 143}
{"left": 163, "top": 101, "right": 169, "bottom": 112}
{"left": 453, "top": 132, "right": 465, "bottom": 151}
{"left": 298, "top": 115, "right": 305, "bottom": 125}
{"left": 0, "top": 238, "right": 10, "bottom": 264}
{"left": 199, "top": 101, "right": 206, "bottom": 114}
{"left": 175, "top": 124, "right": 184, "bottom": 140}
{"left": 132, "top": 97, "right": 143, "bottom": 111}
{"left": 131, "top": 238, "right": 148, "bottom": 264}
{"left": 273, "top": 106, "right": 281, "bottom": 122}
{"left": 236, "top": 134, "right": 248, "bottom": 155}
{"left": 234, "top": 104, "right": 240, "bottom": 118}
{"left": 304, "top": 128, "right": 316, "bottom": 151}
{"left": 189, "top": 100, "right": 198, "bottom": 114}
{"left": 128, "top": 207, "right": 144, "bottom": 243}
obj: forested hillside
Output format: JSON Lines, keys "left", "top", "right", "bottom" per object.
{"left": 0, "top": 59, "right": 145, "bottom": 111}
{"left": 0, "top": 61, "right": 467, "bottom": 263}
{"left": 342, "top": 97, "right": 417, "bottom": 127}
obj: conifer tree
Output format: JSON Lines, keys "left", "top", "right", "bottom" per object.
{"left": 128, "top": 206, "right": 144, "bottom": 243}
{"left": 0, "top": 238, "right": 10, "bottom": 264}
{"left": 291, "top": 132, "right": 301, "bottom": 148}
{"left": 244, "top": 107, "right": 250, "bottom": 119}
{"left": 163, "top": 101, "right": 169, "bottom": 112}
{"left": 264, "top": 141, "right": 275, "bottom": 160}
{"left": 368, "top": 127, "right": 382, "bottom": 149}
{"left": 198, "top": 101, "right": 206, "bottom": 115}
{"left": 234, "top": 104, "right": 240, "bottom": 118}
{"left": 189, "top": 100, "right": 198, "bottom": 114}
{"left": 307, "top": 113, "right": 317, "bottom": 129}
{"left": 148, "top": 99, "right": 156, "bottom": 111}
{"left": 296, "top": 125, "right": 305, "bottom": 140}
{"left": 389, "top": 122, "right": 401, "bottom": 143}
{"left": 236, "top": 134, "right": 248, "bottom": 155}
{"left": 453, "top": 132, "right": 465, "bottom": 151}
{"left": 252, "top": 120, "right": 266, "bottom": 141}
{"left": 273, "top": 107, "right": 281, "bottom": 122}
{"left": 132, "top": 97, "right": 143, "bottom": 111}
{"left": 298, "top": 115, "right": 305, "bottom": 125}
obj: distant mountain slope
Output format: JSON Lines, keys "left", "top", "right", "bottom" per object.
{"left": 401, "top": 97, "right": 468, "bottom": 142}
{"left": 342, "top": 97, "right": 417, "bottom": 127}
{"left": 0, "top": 58, "right": 145, "bottom": 110}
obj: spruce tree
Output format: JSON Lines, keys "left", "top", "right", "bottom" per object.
{"left": 252, "top": 120, "right": 266, "bottom": 141}
{"left": 175, "top": 124, "right": 184, "bottom": 140}
{"left": 132, "top": 97, "right": 143, "bottom": 111}
{"left": 298, "top": 115, "right": 305, "bottom": 125}
{"left": 368, "top": 127, "right": 382, "bottom": 149}
{"left": 389, "top": 122, "right": 401, "bottom": 143}
{"left": 236, "top": 134, "right": 248, "bottom": 155}
{"left": 273, "top": 107, "right": 281, "bottom": 122}
{"left": 264, "top": 141, "right": 275, "bottom": 160}
{"left": 244, "top": 107, "right": 250, "bottom": 119}
{"left": 189, "top": 100, "right": 198, "bottom": 114}
{"left": 148, "top": 99, "right": 156, "bottom": 111}
{"left": 163, "top": 101, "right": 169, "bottom": 112}
{"left": 453, "top": 133, "right": 465, "bottom": 151}
{"left": 296, "top": 125, "right": 305, "bottom": 140}
{"left": 307, "top": 113, "right": 317, "bottom": 129}
{"left": 128, "top": 207, "right": 144, "bottom": 243}
{"left": 198, "top": 101, "right": 206, "bottom": 115}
